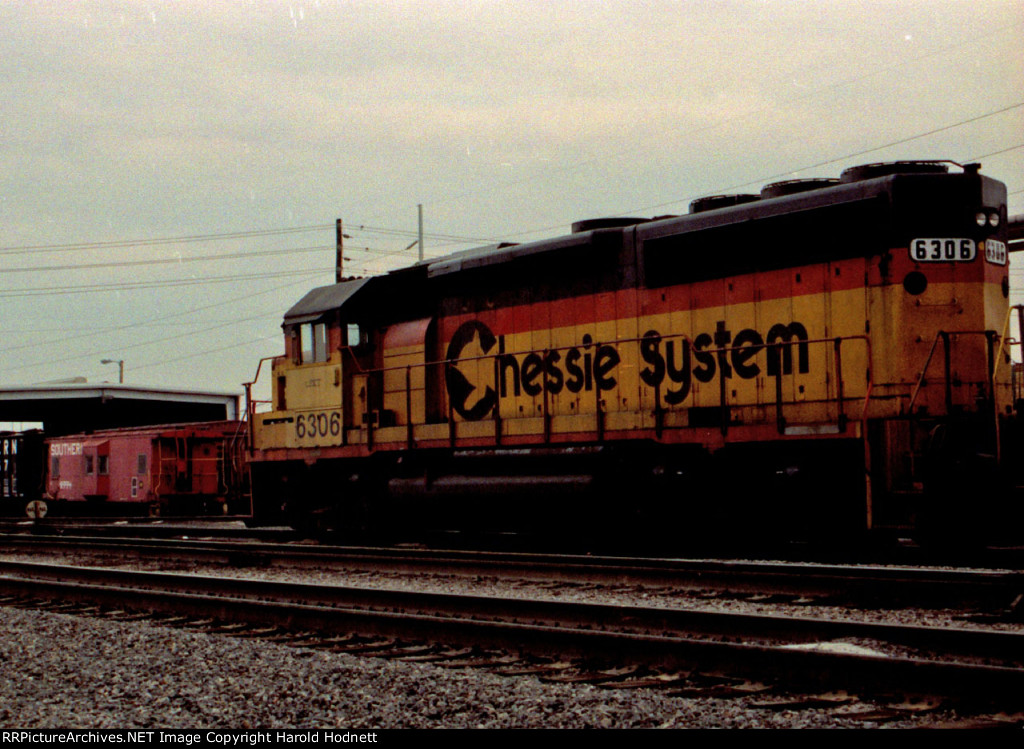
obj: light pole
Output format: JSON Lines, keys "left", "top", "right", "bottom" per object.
{"left": 101, "top": 359, "right": 124, "bottom": 384}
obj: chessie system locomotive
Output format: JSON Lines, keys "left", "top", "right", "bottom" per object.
{"left": 244, "top": 160, "right": 1021, "bottom": 544}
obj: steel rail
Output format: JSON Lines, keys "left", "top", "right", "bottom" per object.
{"left": 2, "top": 561, "right": 1024, "bottom": 707}
{"left": 1, "top": 533, "right": 1022, "bottom": 611}
{"left": 0, "top": 521, "right": 293, "bottom": 541}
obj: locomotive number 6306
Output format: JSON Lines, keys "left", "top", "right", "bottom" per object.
{"left": 911, "top": 238, "right": 976, "bottom": 262}
{"left": 295, "top": 410, "right": 341, "bottom": 440}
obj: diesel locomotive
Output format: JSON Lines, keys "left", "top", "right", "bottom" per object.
{"left": 246, "top": 161, "right": 1020, "bottom": 545}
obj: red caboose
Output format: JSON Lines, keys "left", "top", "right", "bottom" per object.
{"left": 45, "top": 421, "right": 248, "bottom": 516}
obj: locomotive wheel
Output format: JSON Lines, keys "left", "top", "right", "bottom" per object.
{"left": 914, "top": 423, "right": 996, "bottom": 550}
{"left": 289, "top": 496, "right": 373, "bottom": 542}
{"left": 289, "top": 506, "right": 340, "bottom": 537}
{"left": 336, "top": 492, "right": 374, "bottom": 542}
{"left": 203, "top": 499, "right": 230, "bottom": 516}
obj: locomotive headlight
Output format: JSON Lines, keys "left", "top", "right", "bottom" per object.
{"left": 988, "top": 211, "right": 1000, "bottom": 227}
{"left": 975, "top": 211, "right": 988, "bottom": 226}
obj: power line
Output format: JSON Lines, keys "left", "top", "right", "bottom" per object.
{"left": 0, "top": 273, "right": 332, "bottom": 375}
{"left": 0, "top": 244, "right": 333, "bottom": 274}
{"left": 0, "top": 268, "right": 327, "bottom": 299}
{"left": 14, "top": 118, "right": 1007, "bottom": 285}
{"left": 4, "top": 58, "right": 1020, "bottom": 372}
{"left": 129, "top": 333, "right": 286, "bottom": 374}
{"left": 2, "top": 308, "right": 279, "bottom": 376}
{"left": 420, "top": 21, "right": 1024, "bottom": 214}
{"left": 0, "top": 223, "right": 492, "bottom": 260}
{"left": 0, "top": 275, "right": 319, "bottom": 356}
{"left": 0, "top": 223, "right": 334, "bottom": 256}
{"left": 348, "top": 224, "right": 499, "bottom": 245}
{"left": 10, "top": 117, "right": 1009, "bottom": 280}
{"left": 626, "top": 102, "right": 1024, "bottom": 217}
{"left": 967, "top": 144, "right": 1024, "bottom": 162}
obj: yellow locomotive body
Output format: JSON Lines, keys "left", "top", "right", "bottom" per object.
{"left": 247, "top": 162, "right": 1017, "bottom": 543}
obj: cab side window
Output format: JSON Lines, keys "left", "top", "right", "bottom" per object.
{"left": 346, "top": 323, "right": 362, "bottom": 348}
{"left": 299, "top": 322, "right": 329, "bottom": 363}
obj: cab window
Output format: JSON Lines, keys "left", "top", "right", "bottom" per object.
{"left": 299, "top": 322, "right": 329, "bottom": 363}
{"left": 346, "top": 323, "right": 362, "bottom": 348}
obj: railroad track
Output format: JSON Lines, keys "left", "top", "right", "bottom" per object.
{"left": 3, "top": 533, "right": 1023, "bottom": 613}
{"left": 0, "top": 518, "right": 296, "bottom": 542}
{"left": 1, "top": 559, "right": 1023, "bottom": 712}
{"left": 6, "top": 516, "right": 1024, "bottom": 567}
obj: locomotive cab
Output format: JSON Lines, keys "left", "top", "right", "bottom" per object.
{"left": 253, "top": 278, "right": 379, "bottom": 452}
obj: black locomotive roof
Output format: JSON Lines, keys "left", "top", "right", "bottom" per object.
{"left": 639, "top": 174, "right": 889, "bottom": 242}
{"left": 421, "top": 163, "right": 999, "bottom": 280}
{"left": 417, "top": 172, "right": 899, "bottom": 283}
{"left": 284, "top": 277, "right": 375, "bottom": 324}
{"left": 676, "top": 162, "right": 1001, "bottom": 230}
{"left": 282, "top": 162, "right": 1008, "bottom": 321}
{"left": 424, "top": 236, "right": 592, "bottom": 278}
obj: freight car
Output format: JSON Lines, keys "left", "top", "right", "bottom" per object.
{"left": 246, "top": 161, "right": 1020, "bottom": 545}
{"left": 1, "top": 430, "right": 46, "bottom": 516}
{"left": 42, "top": 421, "right": 248, "bottom": 517}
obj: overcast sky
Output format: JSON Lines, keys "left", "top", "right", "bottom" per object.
{"left": 1, "top": 0, "right": 1021, "bottom": 401}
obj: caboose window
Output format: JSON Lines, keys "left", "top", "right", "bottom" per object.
{"left": 299, "top": 322, "right": 329, "bottom": 363}
{"left": 137, "top": 454, "right": 147, "bottom": 474}
{"left": 98, "top": 456, "right": 108, "bottom": 475}
{"left": 85, "top": 455, "right": 94, "bottom": 475}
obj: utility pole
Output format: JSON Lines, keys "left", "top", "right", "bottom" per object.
{"left": 335, "top": 218, "right": 344, "bottom": 282}
{"left": 418, "top": 204, "right": 424, "bottom": 262}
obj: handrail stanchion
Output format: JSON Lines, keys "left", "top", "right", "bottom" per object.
{"left": 406, "top": 366, "right": 414, "bottom": 450}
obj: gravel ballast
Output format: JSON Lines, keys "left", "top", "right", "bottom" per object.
{"left": 1, "top": 546, "right": 1018, "bottom": 728}
{"left": 0, "top": 605, "right": 983, "bottom": 729}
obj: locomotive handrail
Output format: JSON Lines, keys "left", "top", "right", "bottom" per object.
{"left": 359, "top": 331, "right": 872, "bottom": 381}
{"left": 907, "top": 329, "right": 1001, "bottom": 415}
{"left": 995, "top": 305, "right": 1024, "bottom": 378}
{"left": 243, "top": 356, "right": 279, "bottom": 392}
{"left": 243, "top": 357, "right": 278, "bottom": 415}
{"left": 334, "top": 330, "right": 875, "bottom": 441}
{"left": 252, "top": 329, "right": 875, "bottom": 454}
{"left": 991, "top": 304, "right": 1024, "bottom": 465}
{"left": 243, "top": 356, "right": 280, "bottom": 454}
{"left": 907, "top": 328, "right": 1006, "bottom": 471}
{"left": 907, "top": 334, "right": 947, "bottom": 414}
